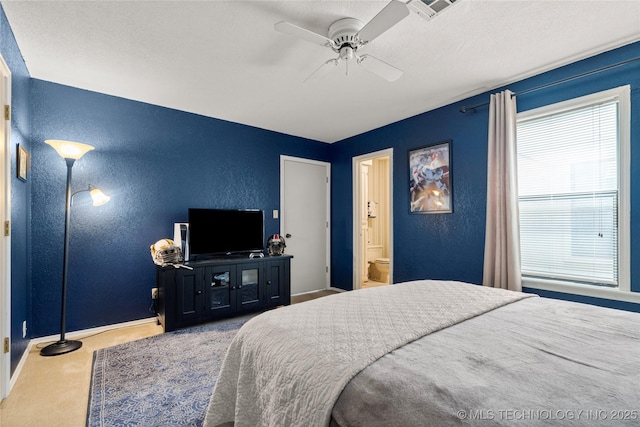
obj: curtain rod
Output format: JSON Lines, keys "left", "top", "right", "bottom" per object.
{"left": 459, "top": 56, "right": 640, "bottom": 113}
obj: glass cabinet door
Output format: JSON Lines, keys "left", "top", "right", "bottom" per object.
{"left": 237, "top": 262, "right": 264, "bottom": 311}
{"left": 240, "top": 267, "right": 260, "bottom": 305}
{"left": 210, "top": 271, "right": 231, "bottom": 307}
{"left": 206, "top": 266, "right": 236, "bottom": 317}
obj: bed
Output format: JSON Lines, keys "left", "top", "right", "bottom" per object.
{"left": 203, "top": 280, "right": 640, "bottom": 426}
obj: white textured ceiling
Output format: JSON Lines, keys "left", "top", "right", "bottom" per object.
{"left": 2, "top": 0, "right": 639, "bottom": 143}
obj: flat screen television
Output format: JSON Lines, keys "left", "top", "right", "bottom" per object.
{"left": 188, "top": 208, "right": 264, "bottom": 259}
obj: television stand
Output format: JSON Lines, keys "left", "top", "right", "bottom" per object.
{"left": 156, "top": 255, "right": 292, "bottom": 332}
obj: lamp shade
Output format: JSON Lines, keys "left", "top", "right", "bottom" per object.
{"left": 89, "top": 187, "right": 110, "bottom": 206}
{"left": 45, "top": 140, "right": 95, "bottom": 160}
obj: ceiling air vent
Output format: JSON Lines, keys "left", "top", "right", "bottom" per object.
{"left": 408, "top": 0, "right": 458, "bottom": 20}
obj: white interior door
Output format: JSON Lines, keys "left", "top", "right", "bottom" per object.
{"left": 281, "top": 156, "right": 330, "bottom": 295}
{"left": 0, "top": 55, "right": 12, "bottom": 400}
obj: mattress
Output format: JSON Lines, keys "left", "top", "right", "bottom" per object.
{"left": 331, "top": 296, "right": 640, "bottom": 426}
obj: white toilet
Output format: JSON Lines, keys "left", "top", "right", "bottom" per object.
{"left": 368, "top": 257, "right": 390, "bottom": 283}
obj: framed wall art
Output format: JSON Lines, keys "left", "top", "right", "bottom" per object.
{"left": 409, "top": 140, "right": 452, "bottom": 214}
{"left": 17, "top": 144, "right": 29, "bottom": 182}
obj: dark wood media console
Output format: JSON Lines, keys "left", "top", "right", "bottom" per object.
{"left": 156, "top": 254, "right": 292, "bottom": 332}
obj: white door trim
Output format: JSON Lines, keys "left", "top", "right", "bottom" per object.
{"left": 280, "top": 155, "right": 331, "bottom": 291}
{"left": 352, "top": 148, "right": 393, "bottom": 290}
{"left": 0, "top": 53, "right": 12, "bottom": 400}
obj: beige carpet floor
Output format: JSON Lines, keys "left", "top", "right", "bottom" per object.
{"left": 0, "top": 321, "right": 163, "bottom": 427}
{"left": 0, "top": 289, "right": 338, "bottom": 427}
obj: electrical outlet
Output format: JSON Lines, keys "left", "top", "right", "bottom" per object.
{"left": 23, "top": 321, "right": 27, "bottom": 338}
{"left": 151, "top": 287, "right": 159, "bottom": 300}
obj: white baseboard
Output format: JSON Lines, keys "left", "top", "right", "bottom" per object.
{"left": 328, "top": 286, "right": 346, "bottom": 293}
{"left": 9, "top": 342, "right": 30, "bottom": 393}
{"left": 9, "top": 317, "right": 157, "bottom": 393}
{"left": 28, "top": 317, "right": 157, "bottom": 346}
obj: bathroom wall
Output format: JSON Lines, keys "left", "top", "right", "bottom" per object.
{"left": 367, "top": 158, "right": 390, "bottom": 258}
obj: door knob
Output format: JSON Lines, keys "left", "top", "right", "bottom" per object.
{"left": 285, "top": 233, "right": 292, "bottom": 238}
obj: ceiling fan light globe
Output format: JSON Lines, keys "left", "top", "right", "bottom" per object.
{"left": 340, "top": 46, "right": 354, "bottom": 61}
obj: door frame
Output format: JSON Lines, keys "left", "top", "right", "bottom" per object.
{"left": 352, "top": 148, "right": 393, "bottom": 290}
{"left": 0, "top": 53, "right": 12, "bottom": 400}
{"left": 280, "top": 155, "right": 331, "bottom": 292}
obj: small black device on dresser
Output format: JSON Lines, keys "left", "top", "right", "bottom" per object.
{"left": 156, "top": 207, "right": 292, "bottom": 332}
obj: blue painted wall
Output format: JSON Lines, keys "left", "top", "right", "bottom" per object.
{"left": 1, "top": 6, "right": 31, "bottom": 374}
{"left": 29, "top": 80, "right": 331, "bottom": 336}
{"left": 330, "top": 41, "right": 640, "bottom": 314}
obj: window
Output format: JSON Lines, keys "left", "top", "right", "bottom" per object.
{"left": 516, "top": 86, "right": 631, "bottom": 298}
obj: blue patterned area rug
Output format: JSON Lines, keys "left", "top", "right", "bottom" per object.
{"left": 86, "top": 315, "right": 253, "bottom": 427}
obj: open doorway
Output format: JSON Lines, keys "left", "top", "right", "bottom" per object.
{"left": 352, "top": 149, "right": 393, "bottom": 290}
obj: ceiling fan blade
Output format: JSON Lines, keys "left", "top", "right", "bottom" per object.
{"left": 304, "top": 58, "right": 341, "bottom": 83}
{"left": 357, "top": 0, "right": 410, "bottom": 43}
{"left": 357, "top": 54, "right": 403, "bottom": 82}
{"left": 275, "top": 21, "right": 336, "bottom": 48}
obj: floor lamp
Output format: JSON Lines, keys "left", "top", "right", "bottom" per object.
{"left": 40, "top": 140, "right": 110, "bottom": 357}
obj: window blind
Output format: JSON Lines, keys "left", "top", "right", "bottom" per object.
{"left": 517, "top": 100, "right": 619, "bottom": 287}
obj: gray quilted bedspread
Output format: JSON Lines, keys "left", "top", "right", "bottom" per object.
{"left": 331, "top": 296, "right": 640, "bottom": 426}
{"left": 203, "top": 280, "right": 533, "bottom": 427}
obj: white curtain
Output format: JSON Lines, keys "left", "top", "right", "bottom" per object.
{"left": 483, "top": 90, "right": 522, "bottom": 291}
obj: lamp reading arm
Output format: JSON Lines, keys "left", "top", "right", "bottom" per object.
{"left": 71, "top": 185, "right": 111, "bottom": 207}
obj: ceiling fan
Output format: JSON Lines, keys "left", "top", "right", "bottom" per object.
{"left": 274, "top": 0, "right": 410, "bottom": 82}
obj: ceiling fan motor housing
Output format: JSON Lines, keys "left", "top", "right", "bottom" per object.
{"left": 328, "top": 18, "right": 364, "bottom": 52}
